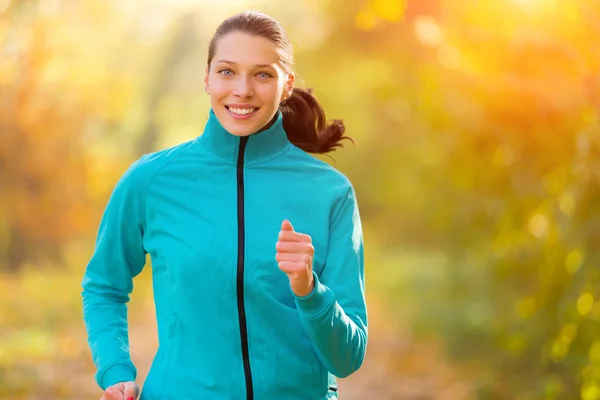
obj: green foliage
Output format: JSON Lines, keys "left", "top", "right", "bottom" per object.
{"left": 329, "top": 1, "right": 600, "bottom": 397}
{"left": 298, "top": 0, "right": 600, "bottom": 397}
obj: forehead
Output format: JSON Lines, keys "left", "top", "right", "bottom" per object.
{"left": 213, "top": 31, "right": 281, "bottom": 66}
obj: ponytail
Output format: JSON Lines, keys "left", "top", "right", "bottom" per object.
{"left": 279, "top": 88, "right": 353, "bottom": 154}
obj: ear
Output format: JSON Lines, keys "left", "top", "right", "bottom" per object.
{"left": 204, "top": 65, "right": 210, "bottom": 92}
{"left": 282, "top": 72, "right": 295, "bottom": 101}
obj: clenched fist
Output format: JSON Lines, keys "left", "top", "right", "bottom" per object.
{"left": 275, "top": 220, "right": 315, "bottom": 297}
{"left": 100, "top": 381, "right": 139, "bottom": 400}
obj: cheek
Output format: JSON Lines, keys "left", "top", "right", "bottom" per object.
{"left": 207, "top": 74, "right": 231, "bottom": 93}
{"left": 208, "top": 80, "right": 227, "bottom": 98}
{"left": 258, "top": 83, "right": 283, "bottom": 103}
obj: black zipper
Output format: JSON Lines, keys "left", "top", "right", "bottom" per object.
{"left": 236, "top": 136, "right": 253, "bottom": 400}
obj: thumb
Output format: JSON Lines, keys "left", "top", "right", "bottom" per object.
{"left": 281, "top": 219, "right": 294, "bottom": 232}
{"left": 123, "top": 381, "right": 140, "bottom": 400}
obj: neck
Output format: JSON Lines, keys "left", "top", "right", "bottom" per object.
{"left": 256, "top": 113, "right": 278, "bottom": 133}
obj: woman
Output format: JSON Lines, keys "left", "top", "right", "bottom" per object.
{"left": 82, "top": 10, "right": 367, "bottom": 400}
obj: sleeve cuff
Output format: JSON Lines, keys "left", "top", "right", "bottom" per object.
{"left": 293, "top": 271, "right": 335, "bottom": 318}
{"left": 98, "top": 363, "right": 137, "bottom": 390}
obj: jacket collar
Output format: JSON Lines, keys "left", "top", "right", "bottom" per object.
{"left": 197, "top": 108, "right": 290, "bottom": 166}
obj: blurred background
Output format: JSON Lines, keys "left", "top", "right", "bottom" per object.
{"left": 1, "top": 0, "right": 599, "bottom": 399}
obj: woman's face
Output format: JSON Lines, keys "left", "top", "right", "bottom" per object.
{"left": 205, "top": 32, "right": 294, "bottom": 137}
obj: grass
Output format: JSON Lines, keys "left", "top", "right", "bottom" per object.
{"left": 0, "top": 253, "right": 157, "bottom": 399}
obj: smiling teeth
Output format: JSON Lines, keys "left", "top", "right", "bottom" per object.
{"left": 229, "top": 107, "right": 256, "bottom": 115}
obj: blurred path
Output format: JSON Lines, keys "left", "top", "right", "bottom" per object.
{"left": 336, "top": 299, "right": 474, "bottom": 400}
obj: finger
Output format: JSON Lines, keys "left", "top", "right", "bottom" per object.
{"left": 276, "top": 241, "right": 314, "bottom": 254}
{"left": 281, "top": 220, "right": 294, "bottom": 232}
{"left": 278, "top": 230, "right": 311, "bottom": 243}
{"left": 124, "top": 382, "right": 139, "bottom": 400}
{"left": 276, "top": 253, "right": 312, "bottom": 265}
{"left": 278, "top": 261, "right": 307, "bottom": 272}
{"left": 104, "top": 387, "right": 125, "bottom": 400}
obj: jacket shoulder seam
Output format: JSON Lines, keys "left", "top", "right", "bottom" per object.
{"left": 141, "top": 143, "right": 196, "bottom": 226}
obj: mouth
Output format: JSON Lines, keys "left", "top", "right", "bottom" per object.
{"left": 225, "top": 105, "right": 259, "bottom": 118}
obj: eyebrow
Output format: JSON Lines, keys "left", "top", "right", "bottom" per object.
{"left": 214, "top": 60, "right": 275, "bottom": 68}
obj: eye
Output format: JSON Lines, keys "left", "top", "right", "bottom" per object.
{"left": 217, "top": 68, "right": 234, "bottom": 76}
{"left": 257, "top": 71, "right": 273, "bottom": 79}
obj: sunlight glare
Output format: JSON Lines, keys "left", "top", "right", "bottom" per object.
{"left": 413, "top": 16, "right": 443, "bottom": 47}
{"left": 0, "top": 0, "right": 9, "bottom": 13}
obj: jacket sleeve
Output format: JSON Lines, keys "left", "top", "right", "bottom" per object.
{"left": 81, "top": 161, "right": 148, "bottom": 389}
{"left": 293, "top": 185, "right": 368, "bottom": 378}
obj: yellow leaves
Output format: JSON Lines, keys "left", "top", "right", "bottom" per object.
{"left": 355, "top": 9, "right": 379, "bottom": 31}
{"left": 591, "top": 303, "right": 600, "bottom": 321}
{"left": 561, "top": 323, "right": 578, "bottom": 343}
{"left": 582, "top": 108, "right": 598, "bottom": 127}
{"left": 492, "top": 144, "right": 515, "bottom": 167}
{"left": 528, "top": 212, "right": 549, "bottom": 239}
{"left": 551, "top": 339, "right": 569, "bottom": 363}
{"left": 558, "top": 192, "right": 576, "bottom": 216}
{"left": 369, "top": 0, "right": 405, "bottom": 22}
{"left": 582, "top": 383, "right": 600, "bottom": 400}
{"left": 590, "top": 340, "right": 600, "bottom": 364}
{"left": 355, "top": 0, "right": 406, "bottom": 31}
{"left": 578, "top": 292, "right": 595, "bottom": 316}
{"left": 516, "top": 297, "right": 536, "bottom": 319}
{"left": 506, "top": 335, "right": 527, "bottom": 355}
{"left": 565, "top": 249, "right": 583, "bottom": 275}
{"left": 542, "top": 168, "right": 568, "bottom": 196}
{"left": 550, "top": 323, "right": 578, "bottom": 363}
{"left": 559, "top": 1, "right": 581, "bottom": 24}
{"left": 582, "top": 340, "right": 600, "bottom": 400}
{"left": 105, "top": 78, "right": 138, "bottom": 120}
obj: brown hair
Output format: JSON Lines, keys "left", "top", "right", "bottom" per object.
{"left": 207, "top": 11, "right": 353, "bottom": 154}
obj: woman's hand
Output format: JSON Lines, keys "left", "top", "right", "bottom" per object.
{"left": 276, "top": 220, "right": 315, "bottom": 297}
{"left": 100, "top": 381, "right": 139, "bottom": 400}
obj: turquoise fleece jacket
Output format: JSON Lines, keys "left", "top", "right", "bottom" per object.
{"left": 81, "top": 109, "right": 368, "bottom": 400}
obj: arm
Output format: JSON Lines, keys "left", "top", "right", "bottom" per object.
{"left": 293, "top": 186, "right": 368, "bottom": 378}
{"left": 81, "top": 162, "right": 147, "bottom": 389}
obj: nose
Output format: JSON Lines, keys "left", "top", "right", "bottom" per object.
{"left": 233, "top": 75, "right": 254, "bottom": 98}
